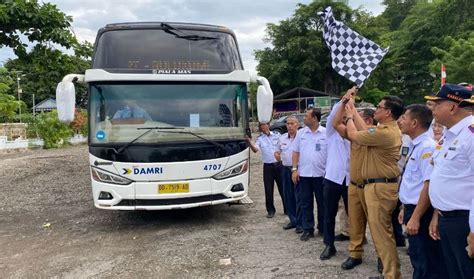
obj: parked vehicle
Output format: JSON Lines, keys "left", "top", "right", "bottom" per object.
{"left": 269, "top": 113, "right": 305, "bottom": 134}
{"left": 55, "top": 22, "right": 274, "bottom": 210}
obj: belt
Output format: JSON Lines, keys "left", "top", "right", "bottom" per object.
{"left": 363, "top": 177, "right": 398, "bottom": 184}
{"left": 350, "top": 180, "right": 365, "bottom": 189}
{"left": 438, "top": 210, "right": 469, "bottom": 218}
{"left": 264, "top": 162, "right": 281, "bottom": 166}
{"left": 403, "top": 204, "right": 417, "bottom": 210}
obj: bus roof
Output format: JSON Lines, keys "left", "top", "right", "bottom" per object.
{"left": 99, "top": 22, "right": 236, "bottom": 38}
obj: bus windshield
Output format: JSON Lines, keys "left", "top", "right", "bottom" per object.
{"left": 89, "top": 83, "right": 248, "bottom": 144}
{"left": 93, "top": 28, "right": 242, "bottom": 72}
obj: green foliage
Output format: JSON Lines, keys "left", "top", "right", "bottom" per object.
{"left": 429, "top": 34, "right": 474, "bottom": 88}
{"left": 358, "top": 88, "right": 388, "bottom": 105}
{"left": 255, "top": 0, "right": 473, "bottom": 105}
{"left": 4, "top": 42, "right": 92, "bottom": 109}
{"left": 1, "top": 1, "right": 92, "bottom": 110}
{"left": 255, "top": 0, "right": 357, "bottom": 95}
{"left": 0, "top": 92, "right": 25, "bottom": 122}
{"left": 34, "top": 110, "right": 73, "bottom": 148}
{"left": 0, "top": 0, "right": 76, "bottom": 58}
{"left": 379, "top": 0, "right": 473, "bottom": 103}
{"left": 22, "top": 113, "right": 39, "bottom": 138}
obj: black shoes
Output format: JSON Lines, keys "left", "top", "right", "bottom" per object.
{"left": 295, "top": 227, "right": 303, "bottom": 234}
{"left": 341, "top": 257, "right": 362, "bottom": 270}
{"left": 396, "top": 239, "right": 406, "bottom": 247}
{"left": 283, "top": 222, "right": 296, "bottom": 230}
{"left": 334, "top": 233, "right": 350, "bottom": 241}
{"left": 266, "top": 212, "right": 275, "bottom": 218}
{"left": 320, "top": 245, "right": 336, "bottom": 260}
{"left": 300, "top": 231, "right": 314, "bottom": 241}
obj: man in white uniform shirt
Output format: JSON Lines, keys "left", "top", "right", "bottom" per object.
{"left": 247, "top": 122, "right": 285, "bottom": 218}
{"left": 275, "top": 116, "right": 302, "bottom": 232}
{"left": 319, "top": 100, "right": 350, "bottom": 260}
{"left": 459, "top": 93, "right": 474, "bottom": 260}
{"left": 468, "top": 198, "right": 474, "bottom": 258}
{"left": 291, "top": 108, "right": 327, "bottom": 241}
{"left": 397, "top": 104, "right": 446, "bottom": 279}
{"left": 425, "top": 84, "right": 474, "bottom": 279}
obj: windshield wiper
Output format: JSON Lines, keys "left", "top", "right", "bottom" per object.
{"left": 160, "top": 23, "right": 216, "bottom": 41}
{"left": 115, "top": 127, "right": 181, "bottom": 154}
{"left": 115, "top": 126, "right": 225, "bottom": 154}
{"left": 156, "top": 130, "right": 225, "bottom": 150}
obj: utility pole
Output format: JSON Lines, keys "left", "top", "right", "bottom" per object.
{"left": 16, "top": 72, "right": 22, "bottom": 123}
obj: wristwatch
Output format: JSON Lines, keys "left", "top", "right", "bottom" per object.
{"left": 291, "top": 167, "right": 298, "bottom": 172}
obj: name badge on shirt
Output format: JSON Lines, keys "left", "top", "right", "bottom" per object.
{"left": 401, "top": 146, "right": 409, "bottom": 156}
{"left": 315, "top": 143, "right": 321, "bottom": 151}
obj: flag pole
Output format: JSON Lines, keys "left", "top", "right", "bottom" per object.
{"left": 441, "top": 64, "right": 446, "bottom": 85}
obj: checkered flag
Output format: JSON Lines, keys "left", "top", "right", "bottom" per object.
{"left": 318, "top": 6, "right": 389, "bottom": 87}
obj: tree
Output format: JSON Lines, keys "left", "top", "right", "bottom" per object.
{"left": 381, "top": 0, "right": 419, "bottom": 31}
{"left": 4, "top": 42, "right": 92, "bottom": 108}
{"left": 429, "top": 34, "right": 474, "bottom": 87}
{"left": 381, "top": 0, "right": 473, "bottom": 103}
{"left": 1, "top": 1, "right": 92, "bottom": 109}
{"left": 0, "top": 67, "right": 26, "bottom": 122}
{"left": 0, "top": 0, "right": 76, "bottom": 58}
{"left": 255, "top": 0, "right": 359, "bottom": 96}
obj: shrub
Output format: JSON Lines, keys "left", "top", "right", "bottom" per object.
{"left": 35, "top": 110, "right": 73, "bottom": 148}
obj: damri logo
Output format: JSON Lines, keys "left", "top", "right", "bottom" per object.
{"left": 122, "top": 167, "right": 163, "bottom": 175}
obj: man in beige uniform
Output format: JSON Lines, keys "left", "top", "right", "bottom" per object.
{"left": 345, "top": 96, "right": 404, "bottom": 279}
{"left": 333, "top": 87, "right": 377, "bottom": 270}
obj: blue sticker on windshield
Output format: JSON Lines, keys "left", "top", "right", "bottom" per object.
{"left": 96, "top": 130, "right": 106, "bottom": 140}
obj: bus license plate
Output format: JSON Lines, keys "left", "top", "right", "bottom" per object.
{"left": 158, "top": 183, "right": 189, "bottom": 194}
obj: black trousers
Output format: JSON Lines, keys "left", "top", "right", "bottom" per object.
{"left": 323, "top": 178, "right": 348, "bottom": 246}
{"left": 392, "top": 199, "right": 405, "bottom": 246}
{"left": 403, "top": 205, "right": 446, "bottom": 279}
{"left": 263, "top": 163, "right": 285, "bottom": 214}
{"left": 438, "top": 212, "right": 474, "bottom": 279}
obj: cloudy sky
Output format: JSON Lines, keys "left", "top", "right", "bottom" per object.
{"left": 0, "top": 0, "right": 385, "bottom": 74}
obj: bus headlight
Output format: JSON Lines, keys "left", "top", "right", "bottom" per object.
{"left": 91, "top": 166, "right": 133, "bottom": 185}
{"left": 213, "top": 160, "right": 248, "bottom": 180}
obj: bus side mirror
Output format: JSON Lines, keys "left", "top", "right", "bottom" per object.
{"left": 56, "top": 81, "right": 76, "bottom": 123}
{"left": 256, "top": 76, "right": 273, "bottom": 123}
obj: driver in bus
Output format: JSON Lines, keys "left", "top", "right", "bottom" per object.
{"left": 113, "top": 100, "right": 152, "bottom": 121}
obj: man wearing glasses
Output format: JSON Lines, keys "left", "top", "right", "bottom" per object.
{"left": 425, "top": 83, "right": 474, "bottom": 278}
{"left": 344, "top": 95, "right": 404, "bottom": 279}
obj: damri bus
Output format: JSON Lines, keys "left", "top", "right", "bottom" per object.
{"left": 56, "top": 22, "right": 273, "bottom": 210}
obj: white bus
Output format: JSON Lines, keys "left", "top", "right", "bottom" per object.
{"left": 56, "top": 22, "right": 273, "bottom": 210}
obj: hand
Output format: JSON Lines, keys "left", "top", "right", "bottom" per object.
{"left": 406, "top": 217, "right": 420, "bottom": 236}
{"left": 345, "top": 101, "right": 356, "bottom": 117}
{"left": 245, "top": 136, "right": 251, "bottom": 144}
{"left": 467, "top": 232, "right": 474, "bottom": 258}
{"left": 398, "top": 208, "right": 404, "bottom": 225}
{"left": 274, "top": 151, "right": 281, "bottom": 161}
{"left": 429, "top": 211, "right": 440, "bottom": 240}
{"left": 342, "top": 86, "right": 358, "bottom": 103}
{"left": 291, "top": 171, "right": 299, "bottom": 185}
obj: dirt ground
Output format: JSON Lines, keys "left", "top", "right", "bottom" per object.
{"left": 0, "top": 144, "right": 411, "bottom": 278}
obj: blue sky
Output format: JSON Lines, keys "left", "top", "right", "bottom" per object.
{"left": 0, "top": 0, "right": 385, "bottom": 74}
